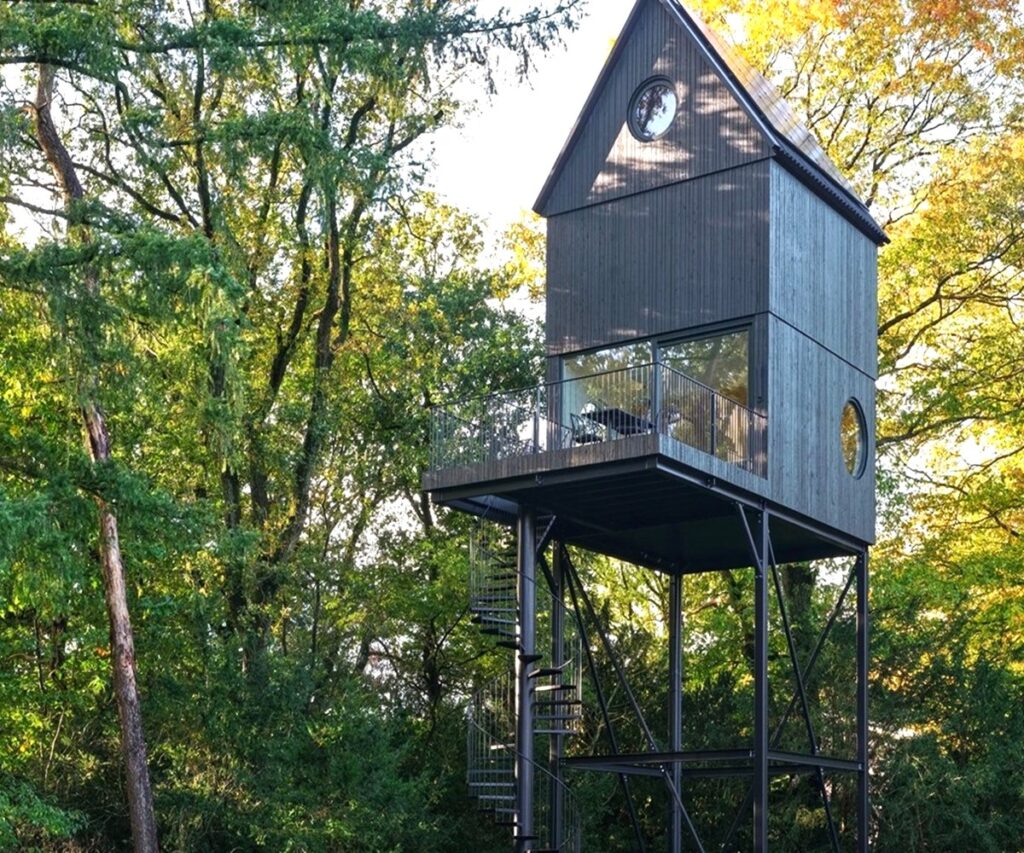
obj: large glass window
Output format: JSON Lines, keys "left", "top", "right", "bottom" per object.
{"left": 562, "top": 342, "right": 651, "bottom": 381}
{"left": 658, "top": 330, "right": 750, "bottom": 462}
{"left": 658, "top": 330, "right": 749, "bottom": 405}
{"left": 561, "top": 342, "right": 652, "bottom": 440}
{"left": 556, "top": 330, "right": 754, "bottom": 458}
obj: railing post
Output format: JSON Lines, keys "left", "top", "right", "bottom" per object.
{"left": 749, "top": 407, "right": 757, "bottom": 468}
{"left": 533, "top": 385, "right": 541, "bottom": 454}
{"left": 710, "top": 392, "right": 717, "bottom": 457}
{"left": 651, "top": 362, "right": 662, "bottom": 434}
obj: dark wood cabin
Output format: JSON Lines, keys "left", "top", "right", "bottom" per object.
{"left": 423, "top": 0, "right": 887, "bottom": 572}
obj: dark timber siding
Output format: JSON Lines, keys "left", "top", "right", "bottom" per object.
{"left": 539, "top": 0, "right": 770, "bottom": 217}
{"left": 546, "top": 160, "right": 770, "bottom": 356}
{"left": 766, "top": 317, "right": 876, "bottom": 544}
{"left": 769, "top": 162, "right": 878, "bottom": 378}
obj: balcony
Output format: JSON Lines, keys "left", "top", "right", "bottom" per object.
{"left": 428, "top": 362, "right": 767, "bottom": 480}
{"left": 423, "top": 365, "right": 874, "bottom": 571}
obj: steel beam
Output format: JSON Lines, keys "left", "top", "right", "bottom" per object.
{"left": 857, "top": 550, "right": 870, "bottom": 851}
{"left": 566, "top": 762, "right": 842, "bottom": 780}
{"left": 766, "top": 751, "right": 861, "bottom": 773}
{"left": 668, "top": 573, "right": 683, "bottom": 853}
{"left": 516, "top": 508, "right": 537, "bottom": 851}
{"left": 563, "top": 749, "right": 858, "bottom": 772}
{"left": 565, "top": 749, "right": 751, "bottom": 769}
{"left": 754, "top": 510, "right": 770, "bottom": 853}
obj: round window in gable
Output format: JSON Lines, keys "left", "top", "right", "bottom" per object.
{"left": 840, "top": 399, "right": 867, "bottom": 478}
{"left": 628, "top": 78, "right": 678, "bottom": 141}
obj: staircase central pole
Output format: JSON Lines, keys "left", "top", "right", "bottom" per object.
{"left": 516, "top": 507, "right": 537, "bottom": 851}
{"left": 550, "top": 543, "right": 565, "bottom": 849}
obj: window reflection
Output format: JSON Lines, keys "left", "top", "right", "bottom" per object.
{"left": 629, "top": 80, "right": 678, "bottom": 141}
{"left": 562, "top": 343, "right": 652, "bottom": 439}
{"left": 659, "top": 331, "right": 750, "bottom": 462}
{"left": 841, "top": 399, "right": 866, "bottom": 477}
{"left": 563, "top": 342, "right": 650, "bottom": 381}
{"left": 659, "top": 330, "right": 748, "bottom": 405}
{"left": 557, "top": 331, "right": 753, "bottom": 460}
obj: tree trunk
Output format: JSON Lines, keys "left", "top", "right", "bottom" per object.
{"left": 33, "top": 64, "right": 160, "bottom": 853}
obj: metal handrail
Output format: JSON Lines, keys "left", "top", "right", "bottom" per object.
{"left": 658, "top": 362, "right": 763, "bottom": 422}
{"left": 466, "top": 711, "right": 582, "bottom": 852}
{"left": 437, "top": 361, "right": 756, "bottom": 414}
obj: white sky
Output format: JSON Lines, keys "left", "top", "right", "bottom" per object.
{"left": 427, "top": 2, "right": 633, "bottom": 233}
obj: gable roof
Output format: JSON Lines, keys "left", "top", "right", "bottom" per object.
{"left": 533, "top": 0, "right": 888, "bottom": 246}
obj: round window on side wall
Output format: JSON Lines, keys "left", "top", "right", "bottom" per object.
{"left": 840, "top": 399, "right": 867, "bottom": 478}
{"left": 628, "top": 77, "right": 678, "bottom": 141}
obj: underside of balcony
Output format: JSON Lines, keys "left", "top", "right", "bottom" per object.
{"left": 423, "top": 433, "right": 862, "bottom": 572}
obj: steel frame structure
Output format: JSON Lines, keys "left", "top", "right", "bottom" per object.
{"left": 512, "top": 500, "right": 870, "bottom": 852}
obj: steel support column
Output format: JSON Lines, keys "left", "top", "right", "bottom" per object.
{"left": 857, "top": 550, "right": 870, "bottom": 852}
{"left": 516, "top": 508, "right": 537, "bottom": 851}
{"left": 668, "top": 573, "right": 683, "bottom": 853}
{"left": 752, "top": 510, "right": 770, "bottom": 852}
{"left": 549, "top": 543, "right": 565, "bottom": 850}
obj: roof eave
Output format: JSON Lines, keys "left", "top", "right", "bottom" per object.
{"left": 772, "top": 145, "right": 890, "bottom": 245}
{"left": 533, "top": 0, "right": 649, "bottom": 217}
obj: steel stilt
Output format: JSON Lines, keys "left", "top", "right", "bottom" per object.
{"left": 516, "top": 508, "right": 537, "bottom": 851}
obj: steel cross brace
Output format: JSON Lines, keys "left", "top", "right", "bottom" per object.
{"left": 736, "top": 507, "right": 842, "bottom": 851}
{"left": 722, "top": 511, "right": 865, "bottom": 852}
{"left": 561, "top": 545, "right": 708, "bottom": 853}
{"left": 550, "top": 552, "right": 648, "bottom": 853}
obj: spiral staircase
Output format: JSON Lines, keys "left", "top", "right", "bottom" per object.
{"left": 466, "top": 527, "right": 583, "bottom": 852}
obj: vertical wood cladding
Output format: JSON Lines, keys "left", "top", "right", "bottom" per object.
{"left": 534, "top": 1, "right": 879, "bottom": 546}
{"left": 767, "top": 317, "right": 876, "bottom": 544}
{"left": 769, "top": 163, "right": 878, "bottom": 378}
{"left": 546, "top": 160, "right": 770, "bottom": 357}
{"left": 539, "top": 0, "right": 770, "bottom": 217}
{"left": 766, "top": 163, "right": 877, "bottom": 542}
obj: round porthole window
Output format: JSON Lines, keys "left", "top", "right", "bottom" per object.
{"left": 841, "top": 399, "right": 867, "bottom": 478}
{"left": 628, "top": 78, "right": 678, "bottom": 141}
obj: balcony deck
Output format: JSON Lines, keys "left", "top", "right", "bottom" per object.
{"left": 424, "top": 365, "right": 862, "bottom": 570}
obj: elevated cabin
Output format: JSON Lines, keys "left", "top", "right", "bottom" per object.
{"left": 424, "top": 0, "right": 886, "bottom": 571}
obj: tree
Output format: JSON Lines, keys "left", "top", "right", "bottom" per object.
{"left": 0, "top": 0, "right": 580, "bottom": 848}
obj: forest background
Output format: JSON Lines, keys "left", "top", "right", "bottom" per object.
{"left": 0, "top": 0, "right": 1022, "bottom": 850}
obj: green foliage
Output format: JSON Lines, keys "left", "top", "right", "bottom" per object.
{"left": 0, "top": 777, "right": 85, "bottom": 852}
{"left": 0, "top": 0, "right": 579, "bottom": 847}
{"left": 1, "top": 0, "right": 1024, "bottom": 850}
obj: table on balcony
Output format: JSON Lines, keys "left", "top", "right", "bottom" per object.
{"left": 583, "top": 407, "right": 655, "bottom": 437}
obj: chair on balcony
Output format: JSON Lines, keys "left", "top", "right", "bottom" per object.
{"left": 570, "top": 412, "right": 603, "bottom": 446}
